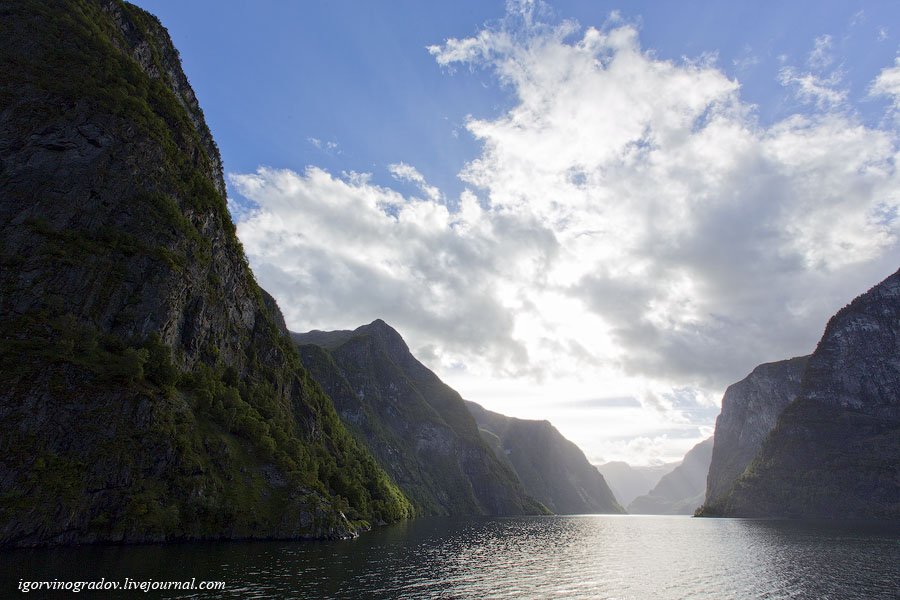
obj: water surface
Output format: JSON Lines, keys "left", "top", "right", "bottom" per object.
{"left": 4, "top": 516, "right": 899, "bottom": 598}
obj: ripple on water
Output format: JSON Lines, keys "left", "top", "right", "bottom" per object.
{"left": 2, "top": 516, "right": 899, "bottom": 599}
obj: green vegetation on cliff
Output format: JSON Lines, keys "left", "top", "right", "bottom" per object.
{"left": 0, "top": 0, "right": 411, "bottom": 547}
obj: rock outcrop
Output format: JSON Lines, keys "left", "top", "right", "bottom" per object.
{"left": 594, "top": 461, "right": 679, "bottom": 507}
{"left": 466, "top": 401, "right": 624, "bottom": 514}
{"left": 703, "top": 356, "right": 808, "bottom": 508}
{"left": 0, "top": 0, "right": 411, "bottom": 548}
{"left": 628, "top": 438, "right": 713, "bottom": 514}
{"left": 700, "top": 269, "right": 900, "bottom": 519}
{"left": 293, "top": 320, "right": 545, "bottom": 516}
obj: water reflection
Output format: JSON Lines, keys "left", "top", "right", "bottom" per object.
{"left": 2, "top": 516, "right": 898, "bottom": 599}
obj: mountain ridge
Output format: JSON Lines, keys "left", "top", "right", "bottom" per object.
{"left": 465, "top": 400, "right": 624, "bottom": 514}
{"left": 628, "top": 437, "right": 713, "bottom": 515}
{"left": 594, "top": 461, "right": 680, "bottom": 507}
{"left": 293, "top": 319, "right": 545, "bottom": 516}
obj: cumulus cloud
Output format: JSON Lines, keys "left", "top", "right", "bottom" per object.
{"left": 232, "top": 3, "right": 900, "bottom": 462}
{"left": 231, "top": 166, "right": 544, "bottom": 377}
{"left": 424, "top": 9, "right": 898, "bottom": 386}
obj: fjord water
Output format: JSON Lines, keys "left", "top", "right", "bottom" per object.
{"left": 4, "top": 516, "right": 898, "bottom": 599}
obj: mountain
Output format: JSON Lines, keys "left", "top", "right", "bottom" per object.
{"left": 703, "top": 356, "right": 808, "bottom": 509}
{"left": 700, "top": 269, "right": 900, "bottom": 519}
{"left": 465, "top": 401, "right": 624, "bottom": 514}
{"left": 595, "top": 461, "right": 680, "bottom": 507}
{"left": 0, "top": 0, "right": 412, "bottom": 547}
{"left": 292, "top": 321, "right": 545, "bottom": 516}
{"left": 627, "top": 438, "right": 713, "bottom": 514}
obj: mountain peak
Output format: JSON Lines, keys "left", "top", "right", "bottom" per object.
{"left": 358, "top": 318, "right": 402, "bottom": 337}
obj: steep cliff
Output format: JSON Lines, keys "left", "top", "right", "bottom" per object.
{"left": 628, "top": 438, "right": 713, "bottom": 514}
{"left": 293, "top": 320, "right": 545, "bottom": 516}
{"left": 0, "top": 0, "right": 411, "bottom": 547}
{"left": 466, "top": 401, "right": 624, "bottom": 514}
{"left": 701, "top": 269, "right": 900, "bottom": 519}
{"left": 594, "top": 461, "right": 679, "bottom": 507}
{"left": 703, "top": 356, "right": 808, "bottom": 508}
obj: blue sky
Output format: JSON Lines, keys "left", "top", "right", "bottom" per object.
{"left": 133, "top": 0, "right": 900, "bottom": 465}
{"left": 137, "top": 0, "right": 898, "bottom": 199}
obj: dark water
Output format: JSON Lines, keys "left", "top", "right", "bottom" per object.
{"left": 3, "top": 516, "right": 899, "bottom": 599}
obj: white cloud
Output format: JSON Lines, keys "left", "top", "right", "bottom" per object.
{"left": 231, "top": 166, "right": 542, "bottom": 377}
{"left": 871, "top": 57, "right": 900, "bottom": 110}
{"left": 232, "top": 6, "right": 900, "bottom": 464}
{"left": 388, "top": 162, "right": 442, "bottom": 202}
{"left": 778, "top": 67, "right": 847, "bottom": 107}
{"left": 428, "top": 30, "right": 496, "bottom": 67}
{"left": 778, "top": 34, "right": 848, "bottom": 109}
{"left": 808, "top": 34, "right": 834, "bottom": 69}
{"left": 307, "top": 137, "right": 340, "bottom": 153}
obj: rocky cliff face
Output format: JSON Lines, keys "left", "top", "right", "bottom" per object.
{"left": 0, "top": 0, "right": 411, "bottom": 548}
{"left": 465, "top": 401, "right": 624, "bottom": 514}
{"left": 703, "top": 356, "right": 808, "bottom": 508}
{"left": 293, "top": 321, "right": 544, "bottom": 516}
{"left": 628, "top": 438, "right": 713, "bottom": 514}
{"left": 701, "top": 269, "right": 900, "bottom": 519}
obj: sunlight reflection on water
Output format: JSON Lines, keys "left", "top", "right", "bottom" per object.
{"left": 3, "top": 515, "right": 898, "bottom": 599}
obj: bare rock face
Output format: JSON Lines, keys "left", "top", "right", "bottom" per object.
{"left": 703, "top": 356, "right": 808, "bottom": 508}
{"left": 293, "top": 320, "right": 545, "bottom": 516}
{"left": 700, "top": 268, "right": 900, "bottom": 519}
{"left": 0, "top": 0, "right": 410, "bottom": 548}
{"left": 465, "top": 401, "right": 624, "bottom": 515}
{"left": 1, "top": 0, "right": 252, "bottom": 371}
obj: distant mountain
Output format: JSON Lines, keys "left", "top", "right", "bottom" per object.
{"left": 700, "top": 269, "right": 900, "bottom": 519}
{"left": 0, "top": 0, "right": 410, "bottom": 548}
{"left": 628, "top": 438, "right": 713, "bottom": 514}
{"left": 703, "top": 357, "right": 808, "bottom": 508}
{"left": 292, "top": 321, "right": 545, "bottom": 516}
{"left": 465, "top": 401, "right": 624, "bottom": 514}
{"left": 595, "top": 461, "right": 680, "bottom": 507}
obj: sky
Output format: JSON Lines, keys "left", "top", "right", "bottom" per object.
{"left": 134, "top": 0, "right": 900, "bottom": 465}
